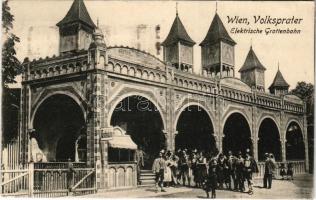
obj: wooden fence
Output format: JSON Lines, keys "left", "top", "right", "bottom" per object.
{"left": 1, "top": 162, "right": 96, "bottom": 197}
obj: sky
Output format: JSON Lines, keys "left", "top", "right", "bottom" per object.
{"left": 9, "top": 0, "right": 314, "bottom": 90}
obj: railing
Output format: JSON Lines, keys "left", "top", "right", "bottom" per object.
{"left": 108, "top": 162, "right": 137, "bottom": 189}
{"left": 1, "top": 162, "right": 96, "bottom": 197}
{"left": 1, "top": 167, "right": 30, "bottom": 196}
{"left": 254, "top": 160, "right": 306, "bottom": 179}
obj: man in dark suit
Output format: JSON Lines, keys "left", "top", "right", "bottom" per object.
{"left": 263, "top": 153, "right": 276, "bottom": 189}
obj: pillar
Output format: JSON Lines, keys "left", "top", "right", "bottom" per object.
{"left": 303, "top": 115, "right": 309, "bottom": 172}
{"left": 281, "top": 139, "right": 286, "bottom": 162}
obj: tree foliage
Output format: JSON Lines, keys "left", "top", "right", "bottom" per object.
{"left": 2, "top": 0, "right": 21, "bottom": 88}
{"left": 290, "top": 82, "right": 314, "bottom": 100}
{"left": 2, "top": 0, "right": 21, "bottom": 144}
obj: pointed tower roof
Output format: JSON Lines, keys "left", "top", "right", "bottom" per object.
{"left": 269, "top": 68, "right": 290, "bottom": 89}
{"left": 57, "top": 0, "right": 96, "bottom": 28}
{"left": 200, "top": 13, "right": 236, "bottom": 46}
{"left": 161, "top": 14, "right": 195, "bottom": 46}
{"left": 239, "top": 46, "right": 266, "bottom": 72}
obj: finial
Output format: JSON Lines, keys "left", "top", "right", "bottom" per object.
{"left": 216, "top": 1, "right": 218, "bottom": 13}
{"left": 250, "top": 38, "right": 253, "bottom": 49}
{"left": 278, "top": 61, "right": 280, "bottom": 70}
{"left": 176, "top": 2, "right": 178, "bottom": 16}
{"left": 97, "top": 18, "right": 99, "bottom": 28}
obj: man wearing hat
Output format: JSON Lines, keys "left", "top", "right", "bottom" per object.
{"left": 263, "top": 153, "right": 276, "bottom": 189}
{"left": 235, "top": 151, "right": 245, "bottom": 192}
{"left": 244, "top": 151, "right": 258, "bottom": 195}
{"left": 152, "top": 150, "right": 167, "bottom": 192}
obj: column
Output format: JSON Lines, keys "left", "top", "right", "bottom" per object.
{"left": 281, "top": 139, "right": 286, "bottom": 162}
{"left": 253, "top": 137, "right": 259, "bottom": 161}
{"left": 303, "top": 115, "right": 309, "bottom": 172}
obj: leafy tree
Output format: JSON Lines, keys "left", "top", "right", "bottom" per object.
{"left": 291, "top": 81, "right": 314, "bottom": 173}
{"left": 2, "top": 0, "right": 21, "bottom": 144}
{"left": 2, "top": 0, "right": 21, "bottom": 88}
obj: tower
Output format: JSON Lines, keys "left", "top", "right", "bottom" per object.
{"left": 269, "top": 66, "right": 290, "bottom": 95}
{"left": 239, "top": 46, "right": 266, "bottom": 91}
{"left": 200, "top": 13, "right": 236, "bottom": 78}
{"left": 57, "top": 0, "right": 96, "bottom": 55}
{"left": 161, "top": 9, "right": 195, "bottom": 72}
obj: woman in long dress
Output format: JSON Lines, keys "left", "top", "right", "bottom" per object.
{"left": 164, "top": 153, "right": 172, "bottom": 187}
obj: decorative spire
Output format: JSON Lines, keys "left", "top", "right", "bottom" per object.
{"left": 56, "top": 0, "right": 96, "bottom": 29}
{"left": 250, "top": 38, "right": 253, "bottom": 49}
{"left": 200, "top": 13, "right": 236, "bottom": 46}
{"left": 215, "top": 1, "right": 218, "bottom": 13}
{"left": 278, "top": 61, "right": 280, "bottom": 70}
{"left": 269, "top": 66, "right": 290, "bottom": 90}
{"left": 97, "top": 18, "right": 99, "bottom": 28}
{"left": 176, "top": 2, "right": 178, "bottom": 16}
{"left": 239, "top": 46, "right": 266, "bottom": 72}
{"left": 161, "top": 12, "right": 195, "bottom": 46}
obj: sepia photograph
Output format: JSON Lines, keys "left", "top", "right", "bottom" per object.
{"left": 0, "top": 0, "right": 314, "bottom": 198}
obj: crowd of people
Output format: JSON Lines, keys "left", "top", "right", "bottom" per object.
{"left": 150, "top": 148, "right": 285, "bottom": 198}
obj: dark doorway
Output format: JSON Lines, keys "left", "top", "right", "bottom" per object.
{"left": 175, "top": 105, "right": 216, "bottom": 153}
{"left": 258, "top": 118, "right": 281, "bottom": 161}
{"left": 33, "top": 94, "right": 85, "bottom": 162}
{"left": 110, "top": 95, "right": 165, "bottom": 169}
{"left": 286, "top": 122, "right": 305, "bottom": 160}
{"left": 222, "top": 113, "right": 252, "bottom": 156}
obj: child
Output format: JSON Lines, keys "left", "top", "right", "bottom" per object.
{"left": 287, "top": 163, "right": 294, "bottom": 180}
{"left": 279, "top": 163, "right": 286, "bottom": 180}
{"left": 205, "top": 158, "right": 218, "bottom": 199}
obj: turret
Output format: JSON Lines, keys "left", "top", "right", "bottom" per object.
{"left": 269, "top": 65, "right": 289, "bottom": 95}
{"left": 57, "top": 0, "right": 96, "bottom": 55}
{"left": 200, "top": 12, "right": 236, "bottom": 78}
{"left": 239, "top": 45, "right": 266, "bottom": 91}
{"left": 161, "top": 9, "right": 195, "bottom": 72}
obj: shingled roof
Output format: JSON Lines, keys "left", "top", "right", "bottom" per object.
{"left": 161, "top": 14, "right": 195, "bottom": 46}
{"left": 269, "top": 69, "right": 290, "bottom": 89}
{"left": 200, "top": 13, "right": 236, "bottom": 46}
{"left": 57, "top": 0, "right": 96, "bottom": 28}
{"left": 239, "top": 46, "right": 266, "bottom": 72}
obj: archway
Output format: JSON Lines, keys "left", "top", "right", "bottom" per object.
{"left": 222, "top": 113, "right": 252, "bottom": 155}
{"left": 110, "top": 95, "right": 166, "bottom": 169}
{"left": 33, "top": 94, "right": 86, "bottom": 162}
{"left": 258, "top": 118, "right": 281, "bottom": 161}
{"left": 286, "top": 121, "right": 305, "bottom": 160}
{"left": 175, "top": 105, "right": 216, "bottom": 153}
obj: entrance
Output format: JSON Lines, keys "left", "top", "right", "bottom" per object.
{"left": 110, "top": 95, "right": 166, "bottom": 169}
{"left": 286, "top": 122, "right": 305, "bottom": 160}
{"left": 33, "top": 94, "right": 86, "bottom": 162}
{"left": 175, "top": 105, "right": 216, "bottom": 153}
{"left": 258, "top": 118, "right": 281, "bottom": 161}
{"left": 222, "top": 113, "right": 252, "bottom": 155}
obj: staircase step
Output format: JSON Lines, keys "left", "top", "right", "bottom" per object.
{"left": 140, "top": 176, "right": 155, "bottom": 180}
{"left": 140, "top": 179, "right": 156, "bottom": 185}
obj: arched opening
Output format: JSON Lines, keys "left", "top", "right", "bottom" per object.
{"left": 258, "top": 118, "right": 281, "bottom": 161}
{"left": 223, "top": 113, "right": 252, "bottom": 155}
{"left": 33, "top": 94, "right": 86, "bottom": 162}
{"left": 286, "top": 122, "right": 305, "bottom": 160}
{"left": 175, "top": 105, "right": 216, "bottom": 153}
{"left": 110, "top": 95, "right": 165, "bottom": 169}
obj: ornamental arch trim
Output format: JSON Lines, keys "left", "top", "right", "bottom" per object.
{"left": 174, "top": 102, "right": 215, "bottom": 133}
{"left": 221, "top": 108, "right": 252, "bottom": 136}
{"left": 30, "top": 88, "right": 87, "bottom": 129}
{"left": 285, "top": 118, "right": 304, "bottom": 141}
{"left": 106, "top": 91, "right": 167, "bottom": 131}
{"left": 257, "top": 116, "right": 281, "bottom": 139}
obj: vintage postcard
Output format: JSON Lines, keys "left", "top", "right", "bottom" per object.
{"left": 1, "top": 0, "right": 314, "bottom": 198}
